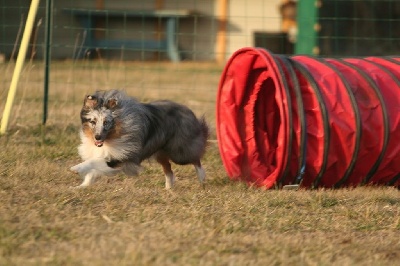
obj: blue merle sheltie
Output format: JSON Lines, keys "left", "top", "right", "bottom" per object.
{"left": 70, "top": 89, "right": 209, "bottom": 188}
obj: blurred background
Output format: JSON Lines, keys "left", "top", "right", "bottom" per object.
{"left": 1, "top": 0, "right": 400, "bottom": 131}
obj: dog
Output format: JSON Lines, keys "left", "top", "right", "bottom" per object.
{"left": 70, "top": 89, "right": 209, "bottom": 189}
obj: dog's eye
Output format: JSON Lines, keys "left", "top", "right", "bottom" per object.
{"left": 90, "top": 120, "right": 96, "bottom": 126}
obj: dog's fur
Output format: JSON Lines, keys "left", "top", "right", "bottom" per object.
{"left": 70, "top": 89, "right": 209, "bottom": 188}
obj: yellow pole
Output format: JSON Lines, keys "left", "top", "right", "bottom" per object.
{"left": 1, "top": 0, "right": 41, "bottom": 135}
{"left": 216, "top": 0, "right": 228, "bottom": 64}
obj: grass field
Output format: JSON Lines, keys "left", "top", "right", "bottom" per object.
{"left": 1, "top": 61, "right": 400, "bottom": 265}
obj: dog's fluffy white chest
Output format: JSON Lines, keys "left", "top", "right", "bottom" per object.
{"left": 78, "top": 131, "right": 130, "bottom": 161}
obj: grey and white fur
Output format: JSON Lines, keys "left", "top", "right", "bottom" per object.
{"left": 70, "top": 89, "right": 209, "bottom": 188}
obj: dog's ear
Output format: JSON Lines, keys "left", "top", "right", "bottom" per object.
{"left": 83, "top": 95, "right": 99, "bottom": 109}
{"left": 105, "top": 98, "right": 118, "bottom": 109}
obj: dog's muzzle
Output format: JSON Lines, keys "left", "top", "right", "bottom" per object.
{"left": 94, "top": 141, "right": 104, "bottom": 147}
{"left": 94, "top": 135, "right": 104, "bottom": 147}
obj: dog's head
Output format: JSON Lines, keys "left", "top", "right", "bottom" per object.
{"left": 80, "top": 93, "right": 119, "bottom": 147}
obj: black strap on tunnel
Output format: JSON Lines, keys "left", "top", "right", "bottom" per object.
{"left": 288, "top": 58, "right": 330, "bottom": 188}
{"left": 382, "top": 57, "right": 400, "bottom": 66}
{"left": 364, "top": 58, "right": 400, "bottom": 186}
{"left": 315, "top": 58, "right": 362, "bottom": 188}
{"left": 262, "top": 51, "right": 293, "bottom": 189}
{"left": 277, "top": 56, "right": 307, "bottom": 185}
{"left": 389, "top": 173, "right": 400, "bottom": 186}
{"left": 337, "top": 59, "right": 390, "bottom": 185}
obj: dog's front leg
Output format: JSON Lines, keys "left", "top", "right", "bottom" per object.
{"left": 70, "top": 161, "right": 101, "bottom": 187}
{"left": 78, "top": 171, "right": 98, "bottom": 187}
{"left": 70, "top": 160, "right": 94, "bottom": 177}
{"left": 70, "top": 158, "right": 121, "bottom": 187}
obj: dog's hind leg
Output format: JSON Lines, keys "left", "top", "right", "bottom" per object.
{"left": 194, "top": 161, "right": 206, "bottom": 187}
{"left": 156, "top": 154, "right": 175, "bottom": 189}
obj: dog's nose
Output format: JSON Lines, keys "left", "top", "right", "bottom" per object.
{"left": 95, "top": 134, "right": 102, "bottom": 140}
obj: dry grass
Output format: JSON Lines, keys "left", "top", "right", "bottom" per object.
{"left": 1, "top": 61, "right": 400, "bottom": 265}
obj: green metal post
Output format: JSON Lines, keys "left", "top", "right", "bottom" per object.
{"left": 43, "top": 0, "right": 52, "bottom": 124}
{"left": 295, "top": 0, "right": 319, "bottom": 55}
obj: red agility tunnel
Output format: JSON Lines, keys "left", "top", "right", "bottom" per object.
{"left": 216, "top": 47, "right": 400, "bottom": 189}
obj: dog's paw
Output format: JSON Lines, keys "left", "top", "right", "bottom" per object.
{"left": 69, "top": 183, "right": 92, "bottom": 189}
{"left": 165, "top": 174, "right": 176, "bottom": 189}
{"left": 70, "top": 165, "right": 82, "bottom": 175}
{"left": 69, "top": 185, "right": 85, "bottom": 189}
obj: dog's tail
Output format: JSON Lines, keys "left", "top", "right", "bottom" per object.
{"left": 199, "top": 116, "right": 210, "bottom": 141}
